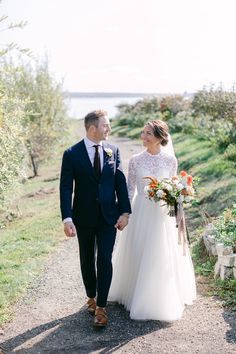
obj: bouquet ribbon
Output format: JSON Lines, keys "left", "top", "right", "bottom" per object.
{"left": 176, "top": 202, "right": 188, "bottom": 256}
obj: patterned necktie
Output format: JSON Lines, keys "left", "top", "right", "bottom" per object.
{"left": 93, "top": 145, "right": 101, "bottom": 179}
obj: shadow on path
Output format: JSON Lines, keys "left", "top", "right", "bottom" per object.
{"left": 223, "top": 309, "right": 236, "bottom": 345}
{"left": 1, "top": 303, "right": 170, "bottom": 353}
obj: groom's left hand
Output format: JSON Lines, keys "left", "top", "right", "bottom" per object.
{"left": 115, "top": 213, "right": 129, "bottom": 231}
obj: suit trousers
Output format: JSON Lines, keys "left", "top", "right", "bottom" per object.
{"left": 75, "top": 212, "right": 117, "bottom": 307}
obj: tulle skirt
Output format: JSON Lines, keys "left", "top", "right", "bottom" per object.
{"left": 109, "top": 194, "right": 196, "bottom": 321}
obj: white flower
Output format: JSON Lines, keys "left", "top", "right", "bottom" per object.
{"left": 104, "top": 148, "right": 113, "bottom": 157}
{"left": 157, "top": 190, "right": 165, "bottom": 198}
{"left": 177, "top": 183, "right": 185, "bottom": 191}
{"left": 162, "top": 183, "right": 172, "bottom": 191}
{"left": 184, "top": 195, "right": 193, "bottom": 203}
{"left": 178, "top": 195, "right": 184, "bottom": 203}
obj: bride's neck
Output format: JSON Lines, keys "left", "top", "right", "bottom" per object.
{"left": 146, "top": 146, "right": 161, "bottom": 155}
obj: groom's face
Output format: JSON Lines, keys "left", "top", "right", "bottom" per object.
{"left": 94, "top": 115, "right": 111, "bottom": 141}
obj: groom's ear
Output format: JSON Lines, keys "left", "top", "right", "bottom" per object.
{"left": 87, "top": 125, "right": 97, "bottom": 134}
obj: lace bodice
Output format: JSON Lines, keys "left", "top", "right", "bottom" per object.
{"left": 128, "top": 150, "right": 177, "bottom": 201}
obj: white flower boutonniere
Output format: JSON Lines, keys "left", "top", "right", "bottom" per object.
{"left": 104, "top": 148, "right": 113, "bottom": 157}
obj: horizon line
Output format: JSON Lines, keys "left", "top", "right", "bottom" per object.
{"left": 65, "top": 91, "right": 194, "bottom": 98}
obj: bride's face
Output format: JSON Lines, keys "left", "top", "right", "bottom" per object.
{"left": 140, "top": 126, "right": 162, "bottom": 147}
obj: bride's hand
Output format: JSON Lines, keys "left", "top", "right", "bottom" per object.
{"left": 115, "top": 214, "right": 129, "bottom": 231}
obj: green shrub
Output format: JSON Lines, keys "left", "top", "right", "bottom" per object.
{"left": 214, "top": 205, "right": 236, "bottom": 252}
{"left": 0, "top": 87, "right": 27, "bottom": 221}
{"left": 192, "top": 86, "right": 236, "bottom": 149}
{"left": 159, "top": 95, "right": 191, "bottom": 120}
{"left": 224, "top": 144, "right": 236, "bottom": 162}
{"left": 1, "top": 60, "right": 68, "bottom": 177}
{"left": 168, "top": 111, "right": 195, "bottom": 134}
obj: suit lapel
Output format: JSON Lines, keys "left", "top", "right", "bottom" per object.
{"left": 102, "top": 147, "right": 109, "bottom": 169}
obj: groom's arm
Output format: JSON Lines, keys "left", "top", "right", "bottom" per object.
{"left": 60, "top": 150, "right": 77, "bottom": 237}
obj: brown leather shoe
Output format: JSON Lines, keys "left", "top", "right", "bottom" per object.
{"left": 94, "top": 307, "right": 108, "bottom": 327}
{"left": 87, "top": 298, "right": 96, "bottom": 316}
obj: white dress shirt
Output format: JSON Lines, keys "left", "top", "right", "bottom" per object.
{"left": 83, "top": 136, "right": 104, "bottom": 169}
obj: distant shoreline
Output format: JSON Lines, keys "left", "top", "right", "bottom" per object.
{"left": 67, "top": 92, "right": 162, "bottom": 98}
{"left": 65, "top": 92, "right": 194, "bottom": 98}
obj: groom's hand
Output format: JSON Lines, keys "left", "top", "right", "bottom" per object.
{"left": 64, "top": 221, "right": 77, "bottom": 237}
{"left": 115, "top": 213, "right": 129, "bottom": 231}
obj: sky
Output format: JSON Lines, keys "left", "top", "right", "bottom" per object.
{"left": 1, "top": 0, "right": 236, "bottom": 93}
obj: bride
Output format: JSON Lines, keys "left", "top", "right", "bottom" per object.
{"left": 109, "top": 119, "right": 196, "bottom": 321}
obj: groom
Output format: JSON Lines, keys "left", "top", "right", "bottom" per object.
{"left": 60, "top": 109, "right": 131, "bottom": 327}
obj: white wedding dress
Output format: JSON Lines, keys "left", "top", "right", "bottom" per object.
{"left": 109, "top": 149, "right": 196, "bottom": 321}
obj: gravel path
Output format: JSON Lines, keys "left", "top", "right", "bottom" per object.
{"left": 0, "top": 137, "right": 235, "bottom": 354}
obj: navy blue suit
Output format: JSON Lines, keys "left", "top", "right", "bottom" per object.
{"left": 60, "top": 139, "right": 131, "bottom": 307}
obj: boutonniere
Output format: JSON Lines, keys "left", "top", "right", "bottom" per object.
{"left": 104, "top": 148, "right": 113, "bottom": 158}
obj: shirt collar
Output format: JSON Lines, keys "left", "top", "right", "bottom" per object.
{"left": 84, "top": 136, "right": 103, "bottom": 149}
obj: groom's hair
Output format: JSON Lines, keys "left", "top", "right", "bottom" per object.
{"left": 84, "top": 109, "right": 108, "bottom": 130}
{"left": 147, "top": 120, "right": 169, "bottom": 146}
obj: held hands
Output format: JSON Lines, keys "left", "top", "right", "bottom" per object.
{"left": 115, "top": 213, "right": 129, "bottom": 231}
{"left": 64, "top": 221, "right": 77, "bottom": 237}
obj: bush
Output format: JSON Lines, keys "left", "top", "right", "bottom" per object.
{"left": 192, "top": 86, "right": 236, "bottom": 149}
{"left": 160, "top": 95, "right": 191, "bottom": 120}
{"left": 224, "top": 144, "right": 236, "bottom": 162}
{"left": 214, "top": 205, "right": 236, "bottom": 252}
{"left": 0, "top": 87, "right": 27, "bottom": 221}
{"left": 168, "top": 111, "right": 196, "bottom": 134}
{"left": 1, "top": 60, "right": 68, "bottom": 176}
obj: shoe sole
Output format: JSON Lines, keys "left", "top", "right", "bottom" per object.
{"left": 93, "top": 323, "right": 107, "bottom": 328}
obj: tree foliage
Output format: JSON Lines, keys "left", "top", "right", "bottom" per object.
{"left": 115, "top": 87, "right": 236, "bottom": 161}
{"left": 0, "top": 80, "right": 27, "bottom": 217}
{"left": 2, "top": 60, "right": 68, "bottom": 176}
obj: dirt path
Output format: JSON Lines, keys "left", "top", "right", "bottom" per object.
{"left": 0, "top": 137, "right": 235, "bottom": 354}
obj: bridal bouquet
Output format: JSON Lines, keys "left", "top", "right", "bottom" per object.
{"left": 143, "top": 170, "right": 197, "bottom": 217}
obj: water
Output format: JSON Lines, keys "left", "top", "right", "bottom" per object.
{"left": 65, "top": 94, "right": 146, "bottom": 119}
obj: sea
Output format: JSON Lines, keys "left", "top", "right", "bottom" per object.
{"left": 64, "top": 92, "right": 155, "bottom": 119}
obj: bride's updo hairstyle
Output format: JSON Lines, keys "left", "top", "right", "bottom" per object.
{"left": 147, "top": 120, "right": 169, "bottom": 146}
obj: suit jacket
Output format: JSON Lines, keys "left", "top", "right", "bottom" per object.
{"left": 60, "top": 139, "right": 131, "bottom": 226}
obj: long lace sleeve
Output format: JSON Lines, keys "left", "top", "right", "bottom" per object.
{"left": 127, "top": 157, "right": 137, "bottom": 202}
{"left": 170, "top": 156, "right": 178, "bottom": 177}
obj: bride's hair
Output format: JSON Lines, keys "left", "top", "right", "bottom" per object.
{"left": 147, "top": 120, "right": 169, "bottom": 146}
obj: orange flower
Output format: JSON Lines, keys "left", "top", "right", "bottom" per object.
{"left": 171, "top": 176, "right": 179, "bottom": 181}
{"left": 180, "top": 170, "right": 187, "bottom": 177}
{"left": 143, "top": 176, "right": 159, "bottom": 186}
{"left": 187, "top": 175, "right": 193, "bottom": 186}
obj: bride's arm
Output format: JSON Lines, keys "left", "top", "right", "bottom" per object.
{"left": 170, "top": 156, "right": 178, "bottom": 177}
{"left": 127, "top": 157, "right": 137, "bottom": 202}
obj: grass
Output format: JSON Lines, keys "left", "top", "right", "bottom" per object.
{"left": 191, "top": 236, "right": 236, "bottom": 310}
{"left": 0, "top": 119, "right": 83, "bottom": 326}
{"left": 174, "top": 133, "right": 236, "bottom": 310}
{"left": 172, "top": 133, "right": 236, "bottom": 231}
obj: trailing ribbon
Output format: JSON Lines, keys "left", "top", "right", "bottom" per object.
{"left": 176, "top": 202, "right": 188, "bottom": 256}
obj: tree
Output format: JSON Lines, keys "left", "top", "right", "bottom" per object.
{"left": 2, "top": 59, "right": 68, "bottom": 176}
{"left": 0, "top": 79, "right": 27, "bottom": 218}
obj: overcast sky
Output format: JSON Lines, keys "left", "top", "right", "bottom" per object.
{"left": 1, "top": 0, "right": 236, "bottom": 93}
